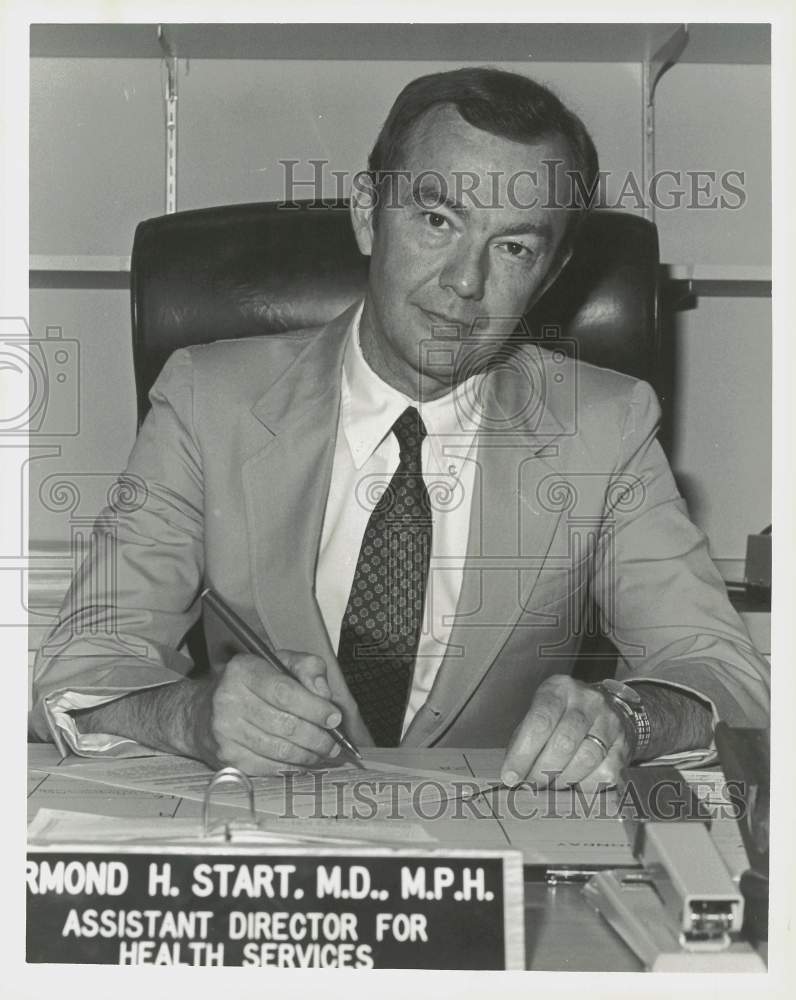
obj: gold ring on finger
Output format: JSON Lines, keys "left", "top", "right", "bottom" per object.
{"left": 583, "top": 732, "right": 609, "bottom": 756}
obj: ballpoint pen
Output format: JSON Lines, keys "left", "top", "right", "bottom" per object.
{"left": 201, "top": 587, "right": 362, "bottom": 761}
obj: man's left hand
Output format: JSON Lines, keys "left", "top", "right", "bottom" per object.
{"left": 501, "top": 675, "right": 631, "bottom": 789}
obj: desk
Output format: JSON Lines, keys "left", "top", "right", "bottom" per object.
{"left": 28, "top": 743, "right": 748, "bottom": 971}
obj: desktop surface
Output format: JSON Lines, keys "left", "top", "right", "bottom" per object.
{"left": 27, "top": 743, "right": 751, "bottom": 972}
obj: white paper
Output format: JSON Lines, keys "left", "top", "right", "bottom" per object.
{"left": 36, "top": 754, "right": 495, "bottom": 819}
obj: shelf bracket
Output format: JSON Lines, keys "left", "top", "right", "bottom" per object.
{"left": 642, "top": 24, "right": 689, "bottom": 222}
{"left": 158, "top": 25, "right": 178, "bottom": 215}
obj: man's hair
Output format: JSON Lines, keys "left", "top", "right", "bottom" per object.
{"left": 367, "top": 66, "right": 599, "bottom": 244}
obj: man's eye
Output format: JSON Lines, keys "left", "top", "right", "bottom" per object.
{"left": 424, "top": 212, "right": 448, "bottom": 229}
{"left": 502, "top": 241, "right": 531, "bottom": 258}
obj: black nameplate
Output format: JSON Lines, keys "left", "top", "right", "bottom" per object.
{"left": 26, "top": 846, "right": 524, "bottom": 969}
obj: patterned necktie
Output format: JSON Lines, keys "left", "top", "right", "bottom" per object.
{"left": 337, "top": 406, "right": 433, "bottom": 745}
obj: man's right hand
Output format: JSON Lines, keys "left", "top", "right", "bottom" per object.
{"left": 73, "top": 649, "right": 358, "bottom": 773}
{"left": 193, "top": 650, "right": 345, "bottom": 774}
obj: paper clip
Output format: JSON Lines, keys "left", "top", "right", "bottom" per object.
{"left": 202, "top": 766, "right": 259, "bottom": 840}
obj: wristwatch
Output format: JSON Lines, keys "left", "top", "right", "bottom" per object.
{"left": 591, "top": 678, "right": 651, "bottom": 760}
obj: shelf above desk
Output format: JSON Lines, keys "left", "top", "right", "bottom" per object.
{"left": 662, "top": 264, "right": 772, "bottom": 299}
{"left": 30, "top": 254, "right": 131, "bottom": 272}
{"left": 30, "top": 23, "right": 770, "bottom": 64}
{"left": 29, "top": 255, "right": 130, "bottom": 289}
{"left": 29, "top": 256, "right": 773, "bottom": 301}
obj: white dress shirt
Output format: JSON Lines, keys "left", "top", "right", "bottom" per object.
{"left": 315, "top": 304, "right": 484, "bottom": 736}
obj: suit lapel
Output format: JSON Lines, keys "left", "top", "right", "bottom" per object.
{"left": 403, "top": 345, "right": 571, "bottom": 746}
{"left": 241, "top": 321, "right": 575, "bottom": 748}
{"left": 242, "top": 307, "right": 356, "bottom": 667}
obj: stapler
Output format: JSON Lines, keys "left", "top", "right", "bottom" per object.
{"left": 582, "top": 763, "right": 766, "bottom": 970}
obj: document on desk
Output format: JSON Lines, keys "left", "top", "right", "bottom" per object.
{"left": 27, "top": 806, "right": 436, "bottom": 847}
{"left": 35, "top": 754, "right": 496, "bottom": 820}
{"left": 30, "top": 752, "right": 748, "bottom": 869}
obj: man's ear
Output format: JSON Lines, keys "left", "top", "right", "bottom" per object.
{"left": 349, "top": 171, "right": 377, "bottom": 256}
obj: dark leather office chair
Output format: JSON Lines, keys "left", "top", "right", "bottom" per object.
{"left": 130, "top": 201, "right": 662, "bottom": 679}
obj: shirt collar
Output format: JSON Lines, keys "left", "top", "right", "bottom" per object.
{"left": 341, "top": 304, "right": 484, "bottom": 471}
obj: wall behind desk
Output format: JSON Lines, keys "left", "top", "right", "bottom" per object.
{"left": 28, "top": 55, "right": 771, "bottom": 578}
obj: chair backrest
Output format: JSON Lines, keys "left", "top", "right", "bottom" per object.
{"left": 130, "top": 201, "right": 660, "bottom": 423}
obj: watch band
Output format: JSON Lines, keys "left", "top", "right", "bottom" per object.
{"left": 591, "top": 679, "right": 652, "bottom": 759}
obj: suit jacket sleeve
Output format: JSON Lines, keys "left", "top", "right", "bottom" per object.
{"left": 592, "top": 378, "right": 770, "bottom": 729}
{"left": 30, "top": 348, "right": 206, "bottom": 750}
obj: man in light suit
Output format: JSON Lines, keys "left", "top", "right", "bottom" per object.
{"left": 31, "top": 68, "right": 769, "bottom": 789}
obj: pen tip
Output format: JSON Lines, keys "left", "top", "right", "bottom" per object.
{"left": 341, "top": 738, "right": 362, "bottom": 760}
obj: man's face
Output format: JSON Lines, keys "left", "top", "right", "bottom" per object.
{"left": 351, "top": 104, "right": 574, "bottom": 400}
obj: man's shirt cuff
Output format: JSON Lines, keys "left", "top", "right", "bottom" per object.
{"left": 43, "top": 690, "right": 156, "bottom": 759}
